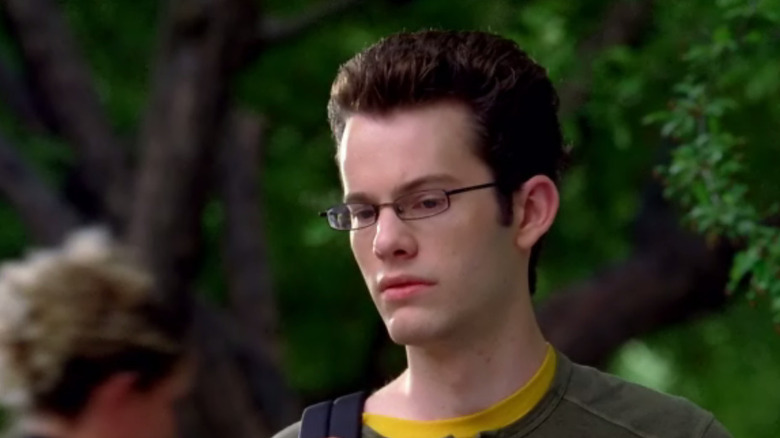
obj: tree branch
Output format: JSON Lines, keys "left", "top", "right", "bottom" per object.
{"left": 0, "top": 133, "right": 80, "bottom": 244}
{"left": 0, "top": 57, "right": 56, "bottom": 134}
{"left": 128, "top": 1, "right": 269, "bottom": 437}
{"left": 258, "top": 0, "right": 366, "bottom": 47}
{"left": 0, "top": 0, "right": 129, "bottom": 222}
{"left": 178, "top": 298, "right": 300, "bottom": 438}
{"left": 218, "top": 110, "right": 300, "bottom": 430}
{"left": 130, "top": 0, "right": 259, "bottom": 302}
{"left": 216, "top": 298, "right": 301, "bottom": 431}
{"left": 537, "top": 183, "right": 734, "bottom": 367}
{"left": 219, "top": 110, "right": 281, "bottom": 358}
{"left": 178, "top": 299, "right": 275, "bottom": 438}
{"left": 538, "top": 242, "right": 733, "bottom": 366}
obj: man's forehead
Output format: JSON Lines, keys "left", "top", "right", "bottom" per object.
{"left": 336, "top": 103, "right": 487, "bottom": 197}
{"left": 341, "top": 173, "right": 461, "bottom": 203}
{"left": 339, "top": 102, "right": 475, "bottom": 148}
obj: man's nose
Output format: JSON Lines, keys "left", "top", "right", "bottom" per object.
{"left": 372, "top": 207, "right": 418, "bottom": 261}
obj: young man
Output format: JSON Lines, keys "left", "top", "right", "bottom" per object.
{"left": 275, "top": 30, "right": 731, "bottom": 438}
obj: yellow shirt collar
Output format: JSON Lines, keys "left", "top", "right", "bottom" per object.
{"left": 363, "top": 345, "right": 556, "bottom": 438}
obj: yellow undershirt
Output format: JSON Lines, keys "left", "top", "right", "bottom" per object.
{"left": 363, "top": 345, "right": 556, "bottom": 438}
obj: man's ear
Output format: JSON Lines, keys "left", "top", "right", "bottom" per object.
{"left": 512, "top": 175, "right": 559, "bottom": 251}
{"left": 88, "top": 372, "right": 139, "bottom": 414}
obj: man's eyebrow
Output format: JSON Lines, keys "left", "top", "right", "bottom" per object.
{"left": 396, "top": 174, "right": 459, "bottom": 194}
{"left": 343, "top": 174, "right": 458, "bottom": 203}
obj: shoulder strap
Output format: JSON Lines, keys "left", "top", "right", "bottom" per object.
{"left": 299, "top": 399, "right": 332, "bottom": 438}
{"left": 328, "top": 391, "right": 367, "bottom": 438}
{"left": 299, "top": 391, "right": 366, "bottom": 438}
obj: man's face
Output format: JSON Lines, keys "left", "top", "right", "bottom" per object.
{"left": 339, "top": 102, "right": 529, "bottom": 347}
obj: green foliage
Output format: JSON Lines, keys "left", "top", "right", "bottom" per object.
{"left": 611, "top": 299, "right": 780, "bottom": 437}
{"left": 647, "top": 0, "right": 780, "bottom": 321}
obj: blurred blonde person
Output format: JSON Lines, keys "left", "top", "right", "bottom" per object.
{"left": 0, "top": 229, "right": 191, "bottom": 438}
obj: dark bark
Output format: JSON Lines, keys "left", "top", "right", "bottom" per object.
{"left": 219, "top": 111, "right": 280, "bottom": 359}
{"left": 180, "top": 300, "right": 274, "bottom": 438}
{"left": 537, "top": 240, "right": 733, "bottom": 366}
{"left": 0, "top": 0, "right": 129, "bottom": 223}
{"left": 218, "top": 110, "right": 300, "bottom": 429}
{"left": 0, "top": 57, "right": 56, "bottom": 133}
{"left": 129, "top": 0, "right": 258, "bottom": 303}
{"left": 179, "top": 299, "right": 298, "bottom": 438}
{"left": 128, "top": 1, "right": 274, "bottom": 437}
{"left": 0, "top": 133, "right": 80, "bottom": 244}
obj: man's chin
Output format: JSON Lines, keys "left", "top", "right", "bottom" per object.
{"left": 384, "top": 313, "right": 444, "bottom": 346}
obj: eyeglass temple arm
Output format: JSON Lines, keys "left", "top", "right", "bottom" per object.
{"left": 446, "top": 182, "right": 497, "bottom": 196}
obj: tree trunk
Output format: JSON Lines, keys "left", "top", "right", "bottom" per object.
{"left": 218, "top": 110, "right": 300, "bottom": 430}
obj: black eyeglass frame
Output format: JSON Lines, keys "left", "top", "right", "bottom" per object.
{"left": 319, "top": 182, "right": 497, "bottom": 231}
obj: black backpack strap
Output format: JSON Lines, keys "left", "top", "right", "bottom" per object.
{"left": 328, "top": 391, "right": 367, "bottom": 438}
{"left": 298, "top": 391, "right": 366, "bottom": 438}
{"left": 299, "top": 400, "right": 332, "bottom": 438}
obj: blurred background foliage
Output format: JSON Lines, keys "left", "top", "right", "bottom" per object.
{"left": 0, "top": 0, "right": 778, "bottom": 436}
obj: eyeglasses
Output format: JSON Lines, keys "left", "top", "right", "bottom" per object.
{"left": 320, "top": 182, "right": 497, "bottom": 231}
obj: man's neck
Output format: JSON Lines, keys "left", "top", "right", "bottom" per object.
{"left": 366, "top": 304, "right": 548, "bottom": 421}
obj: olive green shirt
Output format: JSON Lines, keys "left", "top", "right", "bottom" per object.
{"left": 273, "top": 353, "right": 732, "bottom": 438}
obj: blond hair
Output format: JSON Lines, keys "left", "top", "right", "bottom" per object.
{"left": 0, "top": 228, "right": 183, "bottom": 412}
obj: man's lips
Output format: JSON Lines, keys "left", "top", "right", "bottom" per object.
{"left": 377, "top": 276, "right": 436, "bottom": 300}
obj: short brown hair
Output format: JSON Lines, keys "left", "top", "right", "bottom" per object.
{"left": 328, "top": 30, "right": 568, "bottom": 294}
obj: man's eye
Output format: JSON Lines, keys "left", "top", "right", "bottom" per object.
{"left": 355, "top": 209, "right": 375, "bottom": 219}
{"left": 349, "top": 206, "right": 375, "bottom": 221}
{"left": 409, "top": 195, "right": 446, "bottom": 210}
